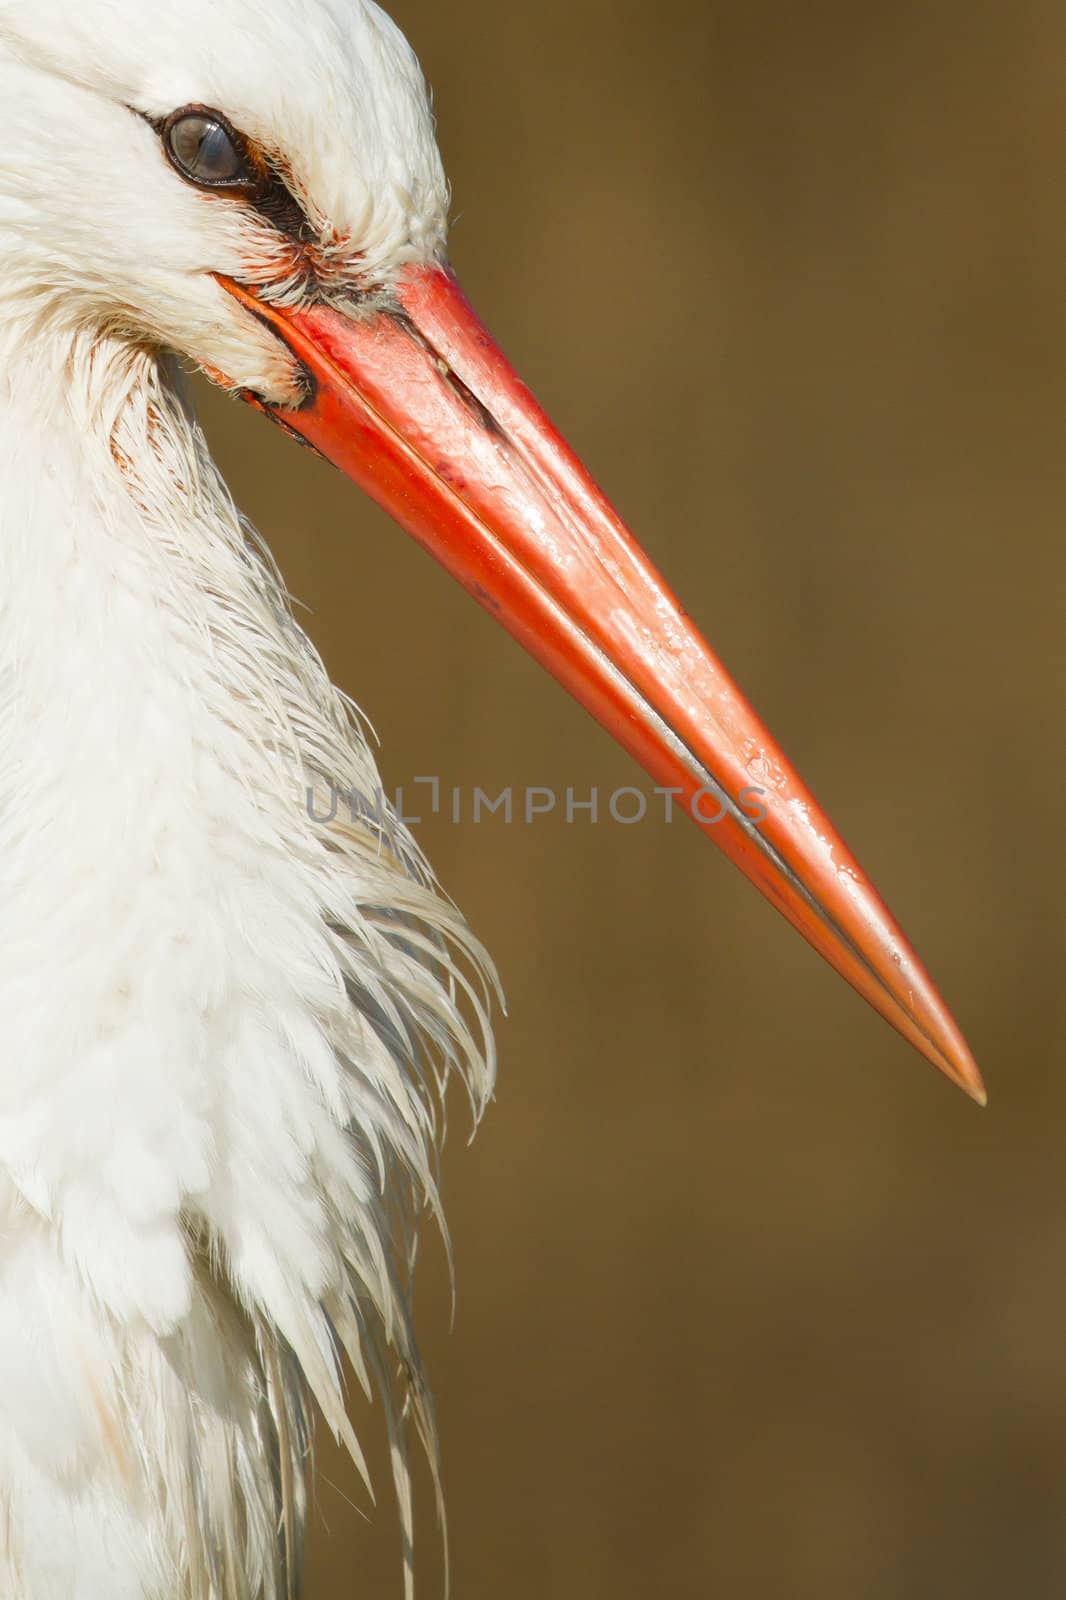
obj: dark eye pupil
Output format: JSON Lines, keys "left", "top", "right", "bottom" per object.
{"left": 167, "top": 114, "right": 246, "bottom": 186}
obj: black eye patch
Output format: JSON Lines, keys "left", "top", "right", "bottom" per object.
{"left": 152, "top": 104, "right": 314, "bottom": 243}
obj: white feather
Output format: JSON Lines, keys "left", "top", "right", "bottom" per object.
{"left": 0, "top": 4, "right": 493, "bottom": 1594}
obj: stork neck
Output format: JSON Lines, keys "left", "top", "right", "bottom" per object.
{"left": 0, "top": 327, "right": 318, "bottom": 909}
{"left": 0, "top": 320, "right": 201, "bottom": 540}
{"left": 0, "top": 326, "right": 368, "bottom": 1320}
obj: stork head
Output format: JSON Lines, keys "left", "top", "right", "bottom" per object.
{"left": 0, "top": 0, "right": 445, "bottom": 391}
{"left": 0, "top": 0, "right": 985, "bottom": 1102}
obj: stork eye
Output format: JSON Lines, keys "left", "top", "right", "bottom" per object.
{"left": 162, "top": 109, "right": 252, "bottom": 189}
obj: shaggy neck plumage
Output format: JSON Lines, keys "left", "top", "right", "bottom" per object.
{"left": 0, "top": 323, "right": 493, "bottom": 1598}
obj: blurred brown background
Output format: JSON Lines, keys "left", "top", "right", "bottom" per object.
{"left": 197, "top": 2, "right": 1065, "bottom": 1595}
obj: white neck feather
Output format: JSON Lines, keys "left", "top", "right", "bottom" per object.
{"left": 0, "top": 327, "right": 492, "bottom": 1598}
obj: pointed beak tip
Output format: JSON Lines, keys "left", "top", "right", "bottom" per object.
{"left": 966, "top": 1073, "right": 989, "bottom": 1110}
{"left": 944, "top": 1049, "right": 987, "bottom": 1108}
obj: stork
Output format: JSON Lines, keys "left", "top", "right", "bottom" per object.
{"left": 0, "top": 1, "right": 984, "bottom": 1596}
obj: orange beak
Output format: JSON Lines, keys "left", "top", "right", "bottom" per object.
{"left": 217, "top": 264, "right": 984, "bottom": 1105}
